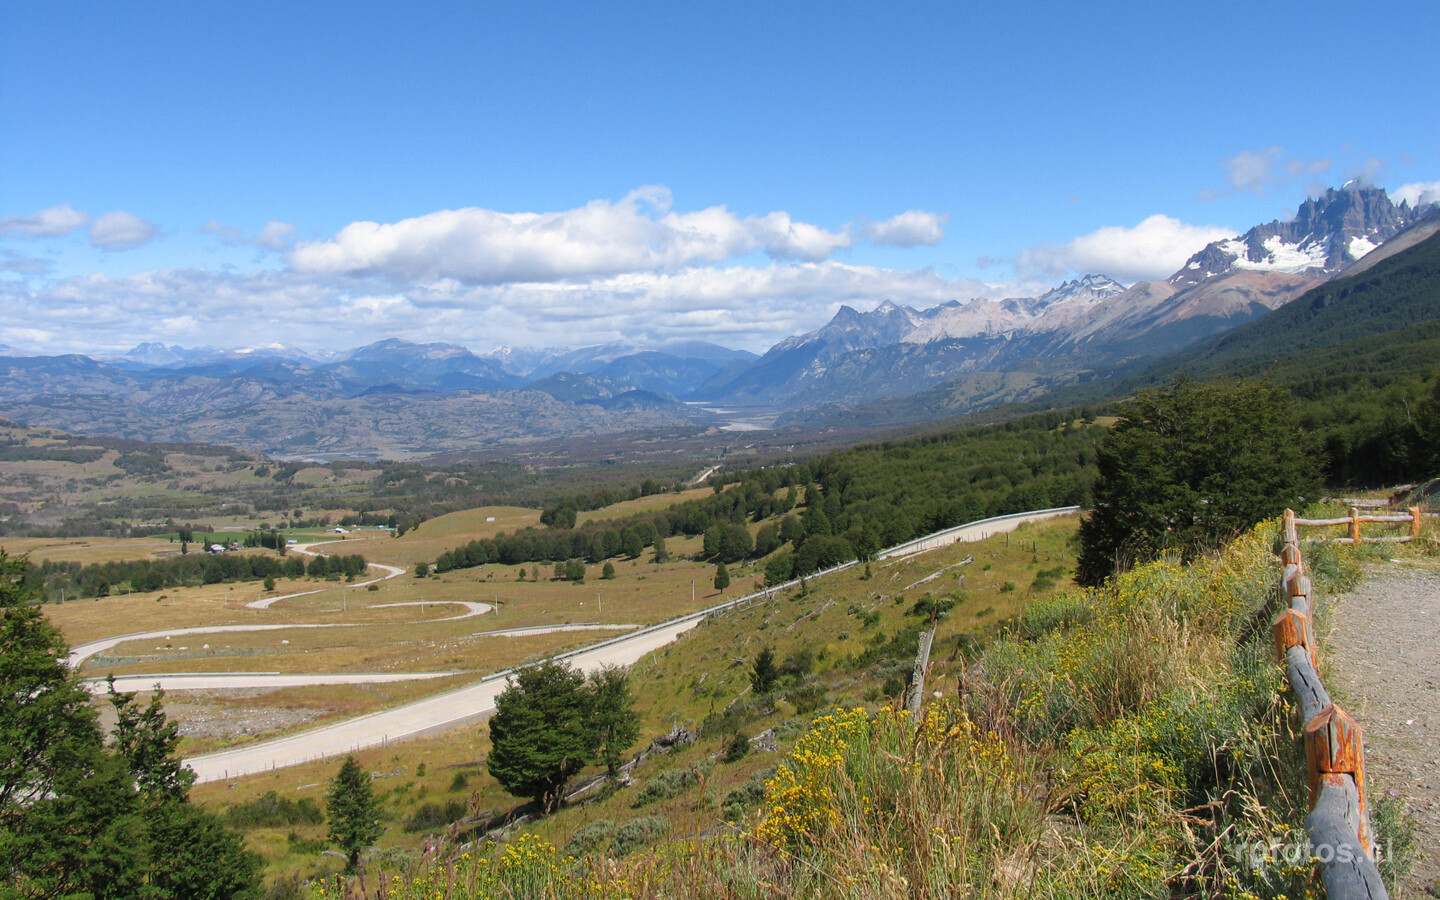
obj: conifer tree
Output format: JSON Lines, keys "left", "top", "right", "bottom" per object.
{"left": 326, "top": 755, "right": 383, "bottom": 874}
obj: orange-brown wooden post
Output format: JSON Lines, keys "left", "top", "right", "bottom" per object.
{"left": 1350, "top": 507, "right": 1362, "bottom": 544}
{"left": 1412, "top": 506, "right": 1423, "bottom": 539}
{"left": 1273, "top": 608, "right": 1315, "bottom": 666}
{"left": 1304, "top": 704, "right": 1369, "bottom": 851}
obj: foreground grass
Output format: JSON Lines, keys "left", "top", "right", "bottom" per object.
{"left": 285, "top": 516, "right": 1394, "bottom": 899}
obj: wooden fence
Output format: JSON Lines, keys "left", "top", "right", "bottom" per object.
{"left": 1273, "top": 508, "right": 1388, "bottom": 898}
{"left": 1296, "top": 505, "right": 1425, "bottom": 544}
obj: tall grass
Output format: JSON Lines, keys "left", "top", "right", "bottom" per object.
{"left": 309, "top": 519, "right": 1368, "bottom": 900}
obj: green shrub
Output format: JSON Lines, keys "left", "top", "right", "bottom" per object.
{"left": 565, "top": 819, "right": 617, "bottom": 856}
{"left": 223, "top": 791, "right": 323, "bottom": 828}
{"left": 612, "top": 817, "right": 669, "bottom": 856}
{"left": 631, "top": 766, "right": 706, "bottom": 808}
{"left": 724, "top": 731, "right": 750, "bottom": 763}
{"left": 722, "top": 766, "right": 775, "bottom": 822}
{"left": 402, "top": 799, "right": 468, "bottom": 833}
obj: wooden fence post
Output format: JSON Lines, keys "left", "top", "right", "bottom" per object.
{"left": 1272, "top": 608, "right": 1316, "bottom": 667}
{"left": 1349, "top": 507, "right": 1362, "bottom": 544}
{"left": 1412, "top": 506, "right": 1423, "bottom": 539}
{"left": 1304, "top": 704, "right": 1369, "bottom": 852}
{"left": 904, "top": 627, "right": 935, "bottom": 717}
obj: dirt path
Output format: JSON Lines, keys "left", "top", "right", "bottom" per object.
{"left": 1326, "top": 561, "right": 1440, "bottom": 895}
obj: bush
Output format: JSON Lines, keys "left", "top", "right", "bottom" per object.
{"left": 612, "top": 817, "right": 669, "bottom": 856}
{"left": 1077, "top": 377, "right": 1321, "bottom": 585}
{"left": 631, "top": 766, "right": 707, "bottom": 808}
{"left": 722, "top": 766, "right": 776, "bottom": 821}
{"left": 402, "top": 799, "right": 468, "bottom": 833}
{"left": 723, "top": 731, "right": 750, "bottom": 763}
{"left": 565, "top": 819, "right": 617, "bottom": 856}
{"left": 223, "top": 791, "right": 324, "bottom": 829}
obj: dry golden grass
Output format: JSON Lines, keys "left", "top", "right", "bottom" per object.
{"left": 382, "top": 506, "right": 542, "bottom": 565}
{"left": 575, "top": 486, "right": 714, "bottom": 525}
{"left": 175, "top": 515, "right": 1084, "bottom": 882}
{"left": 2, "top": 536, "right": 178, "bottom": 563}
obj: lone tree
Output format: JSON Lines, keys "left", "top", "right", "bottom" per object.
{"left": 1076, "top": 377, "right": 1321, "bottom": 586}
{"left": 713, "top": 562, "right": 730, "bottom": 591}
{"left": 487, "top": 660, "right": 638, "bottom": 812}
{"left": 751, "top": 646, "right": 779, "bottom": 695}
{"left": 587, "top": 666, "right": 640, "bottom": 777}
{"left": 326, "top": 755, "right": 383, "bottom": 874}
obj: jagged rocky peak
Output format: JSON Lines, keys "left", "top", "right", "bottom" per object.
{"left": 773, "top": 301, "right": 920, "bottom": 353}
{"left": 1170, "top": 184, "right": 1421, "bottom": 287}
{"left": 1037, "top": 274, "right": 1127, "bottom": 306}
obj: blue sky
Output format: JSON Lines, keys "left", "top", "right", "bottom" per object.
{"left": 2, "top": 0, "right": 1437, "bottom": 355}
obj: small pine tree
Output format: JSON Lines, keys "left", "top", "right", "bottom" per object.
{"left": 601, "top": 561, "right": 616, "bottom": 579}
{"left": 714, "top": 562, "right": 730, "bottom": 591}
{"left": 326, "top": 755, "right": 383, "bottom": 874}
{"left": 751, "top": 646, "right": 778, "bottom": 695}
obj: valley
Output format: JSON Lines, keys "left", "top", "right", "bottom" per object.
{"left": 1, "top": 186, "right": 1432, "bottom": 463}
{"left": 5, "top": 182, "right": 1440, "bottom": 897}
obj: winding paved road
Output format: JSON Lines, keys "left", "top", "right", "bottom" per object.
{"left": 67, "top": 601, "right": 493, "bottom": 668}
{"left": 178, "top": 507, "right": 1080, "bottom": 783}
{"left": 184, "top": 615, "right": 702, "bottom": 782}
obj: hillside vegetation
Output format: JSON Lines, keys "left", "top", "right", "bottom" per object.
{"left": 430, "top": 411, "right": 1100, "bottom": 582}
{"left": 302, "top": 518, "right": 1418, "bottom": 899}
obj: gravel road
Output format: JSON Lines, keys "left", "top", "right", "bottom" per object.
{"left": 1327, "top": 561, "right": 1440, "bottom": 895}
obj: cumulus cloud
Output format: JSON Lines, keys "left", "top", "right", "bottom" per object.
{"left": 2, "top": 259, "right": 995, "bottom": 355}
{"left": 1017, "top": 215, "right": 1236, "bottom": 283}
{"left": 89, "top": 211, "right": 161, "bottom": 250}
{"left": 858, "top": 210, "right": 949, "bottom": 247}
{"left": 2, "top": 191, "right": 962, "bottom": 354}
{"left": 202, "top": 219, "right": 297, "bottom": 251}
{"left": 289, "top": 187, "right": 944, "bottom": 284}
{"left": 0, "top": 204, "right": 91, "bottom": 238}
{"left": 1393, "top": 181, "right": 1440, "bottom": 208}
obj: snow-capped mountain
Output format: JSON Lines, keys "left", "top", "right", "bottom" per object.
{"left": 1036, "top": 274, "right": 1128, "bottom": 307}
{"left": 1170, "top": 185, "right": 1425, "bottom": 287}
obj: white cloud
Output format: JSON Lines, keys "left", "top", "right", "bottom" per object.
{"left": 0, "top": 251, "right": 52, "bottom": 275}
{"left": 203, "top": 219, "right": 297, "bottom": 251}
{"left": 200, "top": 220, "right": 245, "bottom": 244}
{"left": 2, "top": 259, "right": 996, "bottom": 355}
{"left": 254, "top": 221, "right": 297, "bottom": 251}
{"left": 1200, "top": 148, "right": 1332, "bottom": 200}
{"left": 89, "top": 211, "right": 161, "bottom": 250}
{"left": 1017, "top": 215, "right": 1236, "bottom": 283}
{"left": 1225, "top": 148, "right": 1283, "bottom": 194}
{"left": 0, "top": 204, "right": 91, "bottom": 238}
{"left": 289, "top": 188, "right": 944, "bottom": 284}
{"left": 859, "top": 210, "right": 949, "bottom": 247}
{"left": 1393, "top": 181, "right": 1440, "bottom": 208}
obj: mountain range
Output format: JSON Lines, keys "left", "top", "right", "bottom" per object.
{"left": 0, "top": 184, "right": 1434, "bottom": 459}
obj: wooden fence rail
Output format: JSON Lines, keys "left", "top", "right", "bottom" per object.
{"left": 1296, "top": 506, "right": 1424, "bottom": 544}
{"left": 1273, "top": 509, "right": 1388, "bottom": 899}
